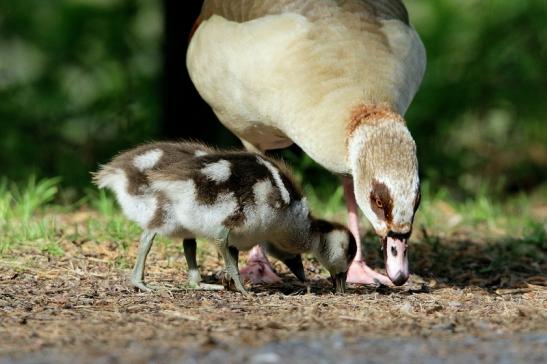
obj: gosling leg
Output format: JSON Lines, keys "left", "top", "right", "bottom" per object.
{"left": 183, "top": 238, "right": 202, "bottom": 284}
{"left": 282, "top": 255, "right": 306, "bottom": 282}
{"left": 131, "top": 231, "right": 156, "bottom": 292}
{"left": 215, "top": 229, "right": 248, "bottom": 295}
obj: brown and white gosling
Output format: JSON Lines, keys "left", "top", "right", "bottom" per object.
{"left": 93, "top": 141, "right": 357, "bottom": 294}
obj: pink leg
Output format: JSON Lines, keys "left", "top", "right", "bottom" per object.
{"left": 343, "top": 177, "right": 392, "bottom": 285}
{"left": 239, "top": 245, "right": 282, "bottom": 284}
{"left": 238, "top": 140, "right": 282, "bottom": 285}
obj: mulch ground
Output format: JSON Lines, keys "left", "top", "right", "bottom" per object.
{"left": 0, "top": 213, "right": 546, "bottom": 363}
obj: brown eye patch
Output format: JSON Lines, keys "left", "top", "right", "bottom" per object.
{"left": 369, "top": 180, "right": 393, "bottom": 224}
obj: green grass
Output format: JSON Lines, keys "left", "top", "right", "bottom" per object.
{"left": 0, "top": 176, "right": 62, "bottom": 255}
{"left": 408, "top": 180, "right": 546, "bottom": 239}
{"left": 85, "top": 188, "right": 141, "bottom": 245}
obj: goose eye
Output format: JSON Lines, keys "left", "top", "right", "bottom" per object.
{"left": 374, "top": 197, "right": 383, "bottom": 209}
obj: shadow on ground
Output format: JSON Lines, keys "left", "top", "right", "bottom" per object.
{"left": 361, "top": 228, "right": 546, "bottom": 289}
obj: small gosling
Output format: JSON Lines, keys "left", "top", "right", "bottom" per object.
{"left": 93, "top": 141, "right": 356, "bottom": 294}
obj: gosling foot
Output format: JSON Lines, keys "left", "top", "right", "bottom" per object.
{"left": 131, "top": 279, "right": 153, "bottom": 292}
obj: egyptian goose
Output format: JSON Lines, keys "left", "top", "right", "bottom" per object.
{"left": 187, "top": 0, "right": 425, "bottom": 286}
{"left": 93, "top": 141, "right": 357, "bottom": 294}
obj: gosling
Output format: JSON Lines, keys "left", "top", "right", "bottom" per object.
{"left": 93, "top": 141, "right": 356, "bottom": 294}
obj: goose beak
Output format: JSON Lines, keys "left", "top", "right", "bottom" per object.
{"left": 382, "top": 236, "right": 409, "bottom": 286}
{"left": 331, "top": 271, "right": 348, "bottom": 293}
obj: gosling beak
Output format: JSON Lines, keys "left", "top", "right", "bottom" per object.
{"left": 382, "top": 234, "right": 409, "bottom": 286}
{"left": 331, "top": 271, "right": 348, "bottom": 293}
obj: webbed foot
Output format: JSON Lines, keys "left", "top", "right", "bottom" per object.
{"left": 346, "top": 260, "right": 392, "bottom": 286}
{"left": 132, "top": 279, "right": 153, "bottom": 292}
{"left": 240, "top": 246, "right": 282, "bottom": 284}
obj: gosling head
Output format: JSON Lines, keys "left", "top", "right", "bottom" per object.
{"left": 311, "top": 219, "right": 357, "bottom": 293}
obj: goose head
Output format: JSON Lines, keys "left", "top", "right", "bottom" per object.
{"left": 348, "top": 114, "right": 420, "bottom": 286}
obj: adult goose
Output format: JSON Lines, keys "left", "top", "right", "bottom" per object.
{"left": 187, "top": 0, "right": 425, "bottom": 286}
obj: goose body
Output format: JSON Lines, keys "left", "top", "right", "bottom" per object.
{"left": 94, "top": 141, "right": 356, "bottom": 293}
{"left": 187, "top": 0, "right": 425, "bottom": 172}
{"left": 187, "top": 0, "right": 425, "bottom": 286}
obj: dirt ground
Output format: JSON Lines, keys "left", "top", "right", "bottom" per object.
{"left": 1, "top": 215, "right": 546, "bottom": 363}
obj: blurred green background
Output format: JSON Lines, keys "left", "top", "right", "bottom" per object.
{"left": 0, "top": 0, "right": 545, "bottom": 201}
